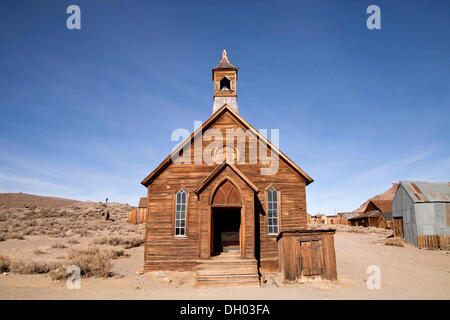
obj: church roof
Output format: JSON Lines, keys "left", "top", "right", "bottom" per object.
{"left": 141, "top": 104, "right": 314, "bottom": 187}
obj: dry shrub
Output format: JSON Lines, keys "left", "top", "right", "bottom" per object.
{"left": 51, "top": 242, "right": 67, "bottom": 249}
{"left": 385, "top": 238, "right": 406, "bottom": 247}
{"left": 10, "top": 260, "right": 53, "bottom": 274}
{"left": 308, "top": 223, "right": 392, "bottom": 236}
{"left": 0, "top": 255, "right": 11, "bottom": 272}
{"left": 7, "top": 232, "right": 25, "bottom": 240}
{"left": 66, "top": 247, "right": 112, "bottom": 278}
{"left": 49, "top": 266, "right": 68, "bottom": 280}
{"left": 110, "top": 249, "right": 126, "bottom": 259}
{"left": 74, "top": 228, "right": 89, "bottom": 237}
{"left": 66, "top": 238, "right": 80, "bottom": 245}
{"left": 92, "top": 236, "right": 144, "bottom": 248}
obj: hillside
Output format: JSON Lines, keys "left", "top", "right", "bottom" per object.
{"left": 0, "top": 193, "right": 82, "bottom": 209}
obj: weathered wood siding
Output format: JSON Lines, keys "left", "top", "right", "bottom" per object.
{"left": 144, "top": 110, "right": 307, "bottom": 271}
{"left": 277, "top": 230, "right": 337, "bottom": 283}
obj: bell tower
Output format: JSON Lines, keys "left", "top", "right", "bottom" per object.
{"left": 212, "top": 50, "right": 239, "bottom": 114}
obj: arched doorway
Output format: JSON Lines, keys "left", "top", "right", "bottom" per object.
{"left": 211, "top": 180, "right": 242, "bottom": 256}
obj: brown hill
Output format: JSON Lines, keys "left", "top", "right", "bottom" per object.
{"left": 0, "top": 193, "right": 82, "bottom": 209}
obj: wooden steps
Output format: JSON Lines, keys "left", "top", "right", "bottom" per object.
{"left": 196, "top": 255, "right": 260, "bottom": 287}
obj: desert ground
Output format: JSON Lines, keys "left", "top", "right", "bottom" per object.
{"left": 0, "top": 193, "right": 449, "bottom": 300}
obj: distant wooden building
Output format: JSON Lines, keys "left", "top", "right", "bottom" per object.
{"left": 140, "top": 51, "right": 336, "bottom": 285}
{"left": 353, "top": 183, "right": 399, "bottom": 213}
{"left": 348, "top": 210, "right": 391, "bottom": 228}
{"left": 337, "top": 212, "right": 359, "bottom": 225}
{"left": 308, "top": 213, "right": 340, "bottom": 225}
{"left": 128, "top": 197, "right": 148, "bottom": 224}
{"left": 309, "top": 213, "right": 326, "bottom": 224}
{"left": 348, "top": 198, "right": 393, "bottom": 229}
{"left": 392, "top": 181, "right": 450, "bottom": 249}
{"left": 324, "top": 215, "right": 340, "bottom": 225}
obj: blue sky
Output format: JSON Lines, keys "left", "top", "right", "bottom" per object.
{"left": 0, "top": 0, "right": 449, "bottom": 213}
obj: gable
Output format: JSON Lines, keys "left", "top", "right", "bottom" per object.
{"left": 194, "top": 161, "right": 259, "bottom": 195}
{"left": 141, "top": 104, "right": 313, "bottom": 187}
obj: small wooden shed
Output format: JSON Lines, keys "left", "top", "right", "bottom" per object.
{"left": 277, "top": 230, "right": 337, "bottom": 283}
{"left": 127, "top": 197, "right": 148, "bottom": 224}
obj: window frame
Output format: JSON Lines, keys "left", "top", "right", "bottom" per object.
{"left": 173, "top": 188, "right": 188, "bottom": 237}
{"left": 266, "top": 186, "right": 281, "bottom": 235}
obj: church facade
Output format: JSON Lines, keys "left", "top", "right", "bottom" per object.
{"left": 141, "top": 51, "right": 317, "bottom": 282}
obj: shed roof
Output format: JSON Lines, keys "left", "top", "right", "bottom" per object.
{"left": 370, "top": 200, "right": 393, "bottom": 213}
{"left": 339, "top": 212, "right": 360, "bottom": 220}
{"left": 138, "top": 197, "right": 147, "bottom": 208}
{"left": 380, "top": 212, "right": 392, "bottom": 221}
{"left": 399, "top": 181, "right": 450, "bottom": 203}
{"left": 349, "top": 210, "right": 381, "bottom": 220}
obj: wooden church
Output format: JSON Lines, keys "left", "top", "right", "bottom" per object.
{"left": 141, "top": 51, "right": 337, "bottom": 285}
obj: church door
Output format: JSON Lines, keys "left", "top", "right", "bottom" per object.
{"left": 211, "top": 180, "right": 242, "bottom": 256}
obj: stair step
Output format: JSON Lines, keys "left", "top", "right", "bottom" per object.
{"left": 197, "top": 273, "right": 258, "bottom": 280}
{"left": 195, "top": 257, "right": 259, "bottom": 287}
{"left": 196, "top": 280, "right": 260, "bottom": 287}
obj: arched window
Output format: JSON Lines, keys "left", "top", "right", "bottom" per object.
{"left": 175, "top": 189, "right": 186, "bottom": 236}
{"left": 267, "top": 187, "right": 279, "bottom": 234}
{"left": 220, "top": 77, "right": 231, "bottom": 91}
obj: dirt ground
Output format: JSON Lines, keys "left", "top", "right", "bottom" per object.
{"left": 0, "top": 231, "right": 449, "bottom": 300}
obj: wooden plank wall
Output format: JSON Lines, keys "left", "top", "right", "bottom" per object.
{"left": 144, "top": 110, "right": 308, "bottom": 271}
{"left": 417, "top": 235, "right": 439, "bottom": 249}
{"left": 439, "top": 235, "right": 450, "bottom": 250}
{"left": 278, "top": 231, "right": 337, "bottom": 283}
{"left": 128, "top": 208, "right": 138, "bottom": 224}
{"left": 128, "top": 208, "right": 147, "bottom": 224}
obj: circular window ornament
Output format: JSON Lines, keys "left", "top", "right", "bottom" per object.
{"left": 212, "top": 145, "right": 239, "bottom": 163}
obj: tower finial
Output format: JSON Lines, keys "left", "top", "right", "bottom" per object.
{"left": 222, "top": 49, "right": 227, "bottom": 59}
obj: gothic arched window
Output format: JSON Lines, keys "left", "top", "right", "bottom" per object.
{"left": 267, "top": 187, "right": 279, "bottom": 234}
{"left": 175, "top": 189, "right": 186, "bottom": 236}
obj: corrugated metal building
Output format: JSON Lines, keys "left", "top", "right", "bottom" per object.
{"left": 392, "top": 181, "right": 450, "bottom": 249}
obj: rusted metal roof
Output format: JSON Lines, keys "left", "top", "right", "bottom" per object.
{"left": 399, "top": 181, "right": 450, "bottom": 203}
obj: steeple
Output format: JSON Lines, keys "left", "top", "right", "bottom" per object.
{"left": 212, "top": 50, "right": 239, "bottom": 114}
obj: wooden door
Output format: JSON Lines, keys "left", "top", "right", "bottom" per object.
{"left": 393, "top": 217, "right": 403, "bottom": 238}
{"left": 298, "top": 240, "right": 324, "bottom": 277}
